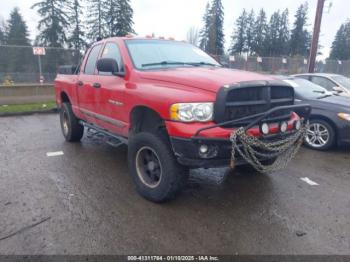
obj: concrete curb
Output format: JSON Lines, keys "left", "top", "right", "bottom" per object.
{"left": 0, "top": 108, "right": 59, "bottom": 117}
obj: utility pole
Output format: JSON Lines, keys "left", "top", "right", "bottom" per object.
{"left": 308, "top": 0, "right": 326, "bottom": 73}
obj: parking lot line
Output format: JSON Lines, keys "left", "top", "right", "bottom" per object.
{"left": 46, "top": 151, "right": 64, "bottom": 157}
{"left": 300, "top": 177, "right": 319, "bottom": 186}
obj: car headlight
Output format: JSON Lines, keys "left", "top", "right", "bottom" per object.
{"left": 170, "top": 103, "right": 214, "bottom": 122}
{"left": 338, "top": 113, "right": 350, "bottom": 121}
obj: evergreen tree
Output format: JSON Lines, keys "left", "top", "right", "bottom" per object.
{"left": 330, "top": 22, "right": 350, "bottom": 60}
{"left": 229, "top": 9, "right": 247, "bottom": 55}
{"left": 290, "top": 3, "right": 310, "bottom": 56}
{"left": 32, "top": 0, "right": 68, "bottom": 47}
{"left": 208, "top": 0, "right": 225, "bottom": 55}
{"left": 67, "top": 0, "right": 86, "bottom": 50}
{"left": 112, "top": 0, "right": 134, "bottom": 36}
{"left": 4, "top": 8, "right": 32, "bottom": 73}
{"left": 265, "top": 10, "right": 281, "bottom": 56}
{"left": 105, "top": 0, "right": 119, "bottom": 37}
{"left": 199, "top": 2, "right": 211, "bottom": 53}
{"left": 87, "top": 0, "right": 107, "bottom": 41}
{"left": 245, "top": 10, "right": 255, "bottom": 55}
{"left": 5, "top": 7, "right": 31, "bottom": 46}
{"left": 252, "top": 9, "right": 268, "bottom": 56}
{"left": 277, "top": 9, "right": 290, "bottom": 55}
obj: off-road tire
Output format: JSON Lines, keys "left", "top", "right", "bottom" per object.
{"left": 60, "top": 102, "right": 84, "bottom": 142}
{"left": 128, "top": 132, "right": 189, "bottom": 202}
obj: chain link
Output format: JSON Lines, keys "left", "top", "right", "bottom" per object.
{"left": 230, "top": 120, "right": 308, "bottom": 174}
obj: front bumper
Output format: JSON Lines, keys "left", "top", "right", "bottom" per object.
{"left": 168, "top": 104, "right": 311, "bottom": 168}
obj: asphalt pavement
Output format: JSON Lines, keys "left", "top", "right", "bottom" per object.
{"left": 0, "top": 114, "right": 349, "bottom": 255}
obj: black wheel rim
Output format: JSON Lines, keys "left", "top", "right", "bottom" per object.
{"left": 135, "top": 146, "right": 162, "bottom": 188}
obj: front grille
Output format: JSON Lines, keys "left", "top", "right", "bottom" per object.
{"left": 214, "top": 82, "right": 294, "bottom": 127}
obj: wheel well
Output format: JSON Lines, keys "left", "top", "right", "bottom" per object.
{"left": 310, "top": 115, "right": 338, "bottom": 139}
{"left": 130, "top": 106, "right": 167, "bottom": 135}
{"left": 61, "top": 92, "right": 70, "bottom": 104}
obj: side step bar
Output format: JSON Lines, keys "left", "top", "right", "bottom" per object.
{"left": 79, "top": 120, "right": 128, "bottom": 146}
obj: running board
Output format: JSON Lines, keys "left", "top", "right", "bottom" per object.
{"left": 79, "top": 120, "right": 128, "bottom": 146}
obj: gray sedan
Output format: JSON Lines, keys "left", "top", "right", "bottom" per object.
{"left": 276, "top": 76, "right": 350, "bottom": 150}
{"left": 293, "top": 73, "right": 350, "bottom": 97}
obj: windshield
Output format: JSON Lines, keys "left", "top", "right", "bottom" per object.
{"left": 125, "top": 39, "right": 221, "bottom": 70}
{"left": 332, "top": 75, "right": 350, "bottom": 90}
{"left": 283, "top": 78, "right": 332, "bottom": 99}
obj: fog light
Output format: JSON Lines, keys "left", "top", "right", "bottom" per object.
{"left": 294, "top": 120, "right": 301, "bottom": 130}
{"left": 260, "top": 123, "right": 270, "bottom": 135}
{"left": 280, "top": 121, "right": 288, "bottom": 133}
{"left": 198, "top": 144, "right": 218, "bottom": 159}
{"left": 199, "top": 145, "right": 209, "bottom": 154}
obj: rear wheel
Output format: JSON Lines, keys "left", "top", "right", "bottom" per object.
{"left": 60, "top": 102, "right": 84, "bottom": 142}
{"left": 305, "top": 119, "right": 335, "bottom": 151}
{"left": 128, "top": 132, "right": 189, "bottom": 202}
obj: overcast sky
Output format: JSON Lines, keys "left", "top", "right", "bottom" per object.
{"left": 1, "top": 0, "right": 349, "bottom": 58}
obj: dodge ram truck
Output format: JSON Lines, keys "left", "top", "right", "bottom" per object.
{"left": 55, "top": 37, "right": 311, "bottom": 202}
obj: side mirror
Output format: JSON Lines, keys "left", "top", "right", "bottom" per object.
{"left": 96, "top": 58, "right": 124, "bottom": 77}
{"left": 333, "top": 86, "right": 343, "bottom": 93}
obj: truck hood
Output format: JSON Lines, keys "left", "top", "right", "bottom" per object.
{"left": 138, "top": 67, "right": 276, "bottom": 93}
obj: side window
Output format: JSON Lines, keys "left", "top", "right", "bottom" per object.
{"left": 84, "top": 44, "right": 102, "bottom": 74}
{"left": 311, "top": 76, "right": 336, "bottom": 91}
{"left": 99, "top": 43, "right": 124, "bottom": 75}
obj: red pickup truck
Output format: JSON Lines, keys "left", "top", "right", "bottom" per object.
{"left": 55, "top": 37, "right": 310, "bottom": 202}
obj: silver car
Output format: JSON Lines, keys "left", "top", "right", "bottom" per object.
{"left": 293, "top": 73, "right": 350, "bottom": 97}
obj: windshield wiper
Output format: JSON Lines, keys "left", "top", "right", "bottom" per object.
{"left": 141, "top": 61, "right": 220, "bottom": 68}
{"left": 185, "top": 62, "right": 221, "bottom": 67}
{"left": 317, "top": 94, "right": 333, "bottom": 99}
{"left": 312, "top": 90, "right": 333, "bottom": 99}
{"left": 142, "top": 61, "right": 193, "bottom": 68}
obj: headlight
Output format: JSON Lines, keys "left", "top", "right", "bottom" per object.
{"left": 170, "top": 103, "right": 214, "bottom": 122}
{"left": 338, "top": 113, "right": 350, "bottom": 121}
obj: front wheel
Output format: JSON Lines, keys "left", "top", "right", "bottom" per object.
{"left": 305, "top": 119, "right": 335, "bottom": 151}
{"left": 128, "top": 132, "right": 189, "bottom": 203}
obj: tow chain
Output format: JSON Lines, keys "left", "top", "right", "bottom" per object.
{"left": 229, "top": 120, "right": 308, "bottom": 174}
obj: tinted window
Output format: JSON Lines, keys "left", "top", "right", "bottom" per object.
{"left": 311, "top": 76, "right": 336, "bottom": 90}
{"left": 84, "top": 44, "right": 101, "bottom": 74}
{"left": 100, "top": 43, "right": 124, "bottom": 75}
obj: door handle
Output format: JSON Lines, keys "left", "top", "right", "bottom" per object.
{"left": 92, "top": 82, "right": 101, "bottom": 88}
{"left": 77, "top": 81, "right": 84, "bottom": 87}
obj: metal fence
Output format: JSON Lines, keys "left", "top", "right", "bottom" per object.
{"left": 215, "top": 55, "right": 350, "bottom": 77}
{"left": 0, "top": 45, "right": 81, "bottom": 85}
{"left": 1, "top": 45, "right": 350, "bottom": 85}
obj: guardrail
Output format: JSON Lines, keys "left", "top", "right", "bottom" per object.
{"left": 0, "top": 84, "right": 55, "bottom": 105}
